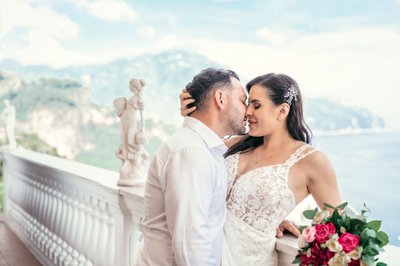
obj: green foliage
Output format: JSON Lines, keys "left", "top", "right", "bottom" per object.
{"left": 303, "top": 207, "right": 318, "bottom": 220}
{"left": 294, "top": 202, "right": 390, "bottom": 265}
{"left": 2, "top": 77, "right": 85, "bottom": 121}
{"left": 17, "top": 132, "right": 60, "bottom": 156}
{"left": 0, "top": 179, "right": 3, "bottom": 213}
{"left": 75, "top": 124, "right": 120, "bottom": 171}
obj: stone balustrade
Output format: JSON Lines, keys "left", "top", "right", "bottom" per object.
{"left": 1, "top": 148, "right": 399, "bottom": 265}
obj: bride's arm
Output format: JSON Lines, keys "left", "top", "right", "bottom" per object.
{"left": 305, "top": 151, "right": 342, "bottom": 211}
{"left": 179, "top": 89, "right": 196, "bottom": 116}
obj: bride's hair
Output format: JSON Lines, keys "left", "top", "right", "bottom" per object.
{"left": 225, "top": 73, "right": 312, "bottom": 158}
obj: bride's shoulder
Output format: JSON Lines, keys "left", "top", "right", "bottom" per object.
{"left": 301, "top": 148, "right": 336, "bottom": 180}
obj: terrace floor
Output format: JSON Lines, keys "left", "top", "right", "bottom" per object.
{"left": 0, "top": 217, "right": 41, "bottom": 266}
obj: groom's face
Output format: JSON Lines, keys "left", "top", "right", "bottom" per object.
{"left": 225, "top": 77, "right": 248, "bottom": 135}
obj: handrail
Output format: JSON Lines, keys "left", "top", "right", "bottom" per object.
{"left": 2, "top": 148, "right": 399, "bottom": 265}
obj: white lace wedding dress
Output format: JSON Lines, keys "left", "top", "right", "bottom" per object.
{"left": 222, "top": 144, "right": 317, "bottom": 266}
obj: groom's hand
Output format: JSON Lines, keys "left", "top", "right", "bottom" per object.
{"left": 276, "top": 220, "right": 300, "bottom": 238}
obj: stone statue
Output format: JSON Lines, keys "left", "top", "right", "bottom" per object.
{"left": 114, "top": 78, "right": 150, "bottom": 186}
{"left": 1, "top": 99, "right": 17, "bottom": 149}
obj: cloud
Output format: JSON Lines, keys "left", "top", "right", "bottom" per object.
{"left": 136, "top": 26, "right": 156, "bottom": 39}
{"left": 183, "top": 27, "right": 400, "bottom": 128}
{"left": 72, "top": 0, "right": 137, "bottom": 22}
{"left": 255, "top": 28, "right": 299, "bottom": 45}
{"left": 0, "top": 0, "right": 80, "bottom": 40}
{"left": 213, "top": 0, "right": 239, "bottom": 2}
{"left": 2, "top": 30, "right": 141, "bottom": 68}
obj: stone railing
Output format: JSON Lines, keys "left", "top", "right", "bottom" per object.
{"left": 1, "top": 148, "right": 399, "bottom": 265}
{"left": 2, "top": 148, "right": 144, "bottom": 266}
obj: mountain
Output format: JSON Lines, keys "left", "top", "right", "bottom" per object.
{"left": 305, "top": 98, "right": 385, "bottom": 135}
{"left": 0, "top": 49, "right": 386, "bottom": 169}
{"left": 0, "top": 49, "right": 221, "bottom": 125}
{"left": 0, "top": 71, "right": 115, "bottom": 159}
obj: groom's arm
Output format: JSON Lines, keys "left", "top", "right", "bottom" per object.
{"left": 164, "top": 147, "right": 217, "bottom": 266}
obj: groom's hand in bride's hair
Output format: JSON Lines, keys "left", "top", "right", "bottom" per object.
{"left": 276, "top": 220, "right": 301, "bottom": 238}
{"left": 180, "top": 89, "right": 196, "bottom": 116}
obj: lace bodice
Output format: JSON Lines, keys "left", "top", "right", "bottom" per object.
{"left": 222, "top": 144, "right": 317, "bottom": 266}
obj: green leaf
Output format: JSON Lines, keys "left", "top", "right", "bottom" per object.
{"left": 299, "top": 225, "right": 308, "bottom": 233}
{"left": 369, "top": 240, "right": 384, "bottom": 252}
{"left": 331, "top": 209, "right": 340, "bottom": 225}
{"left": 364, "top": 245, "right": 379, "bottom": 256}
{"left": 367, "top": 220, "right": 381, "bottom": 231}
{"left": 361, "top": 228, "right": 377, "bottom": 245}
{"left": 361, "top": 203, "right": 371, "bottom": 217}
{"left": 376, "top": 262, "right": 387, "bottom": 266}
{"left": 292, "top": 255, "right": 301, "bottom": 264}
{"left": 377, "top": 231, "right": 390, "bottom": 246}
{"left": 361, "top": 254, "right": 374, "bottom": 265}
{"left": 303, "top": 207, "right": 318, "bottom": 220}
{"left": 336, "top": 202, "right": 348, "bottom": 210}
{"left": 362, "top": 228, "right": 377, "bottom": 238}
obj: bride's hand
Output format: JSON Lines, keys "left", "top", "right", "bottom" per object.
{"left": 276, "top": 220, "right": 300, "bottom": 238}
{"left": 179, "top": 89, "right": 196, "bottom": 116}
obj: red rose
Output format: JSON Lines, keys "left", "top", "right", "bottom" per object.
{"left": 348, "top": 259, "right": 361, "bottom": 266}
{"left": 338, "top": 233, "right": 360, "bottom": 252}
{"left": 315, "top": 222, "right": 336, "bottom": 243}
{"left": 300, "top": 241, "right": 335, "bottom": 266}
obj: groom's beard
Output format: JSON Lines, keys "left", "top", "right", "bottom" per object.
{"left": 226, "top": 114, "right": 246, "bottom": 136}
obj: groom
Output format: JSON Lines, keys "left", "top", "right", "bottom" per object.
{"left": 137, "top": 68, "right": 247, "bottom": 265}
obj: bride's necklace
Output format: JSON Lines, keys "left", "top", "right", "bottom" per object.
{"left": 254, "top": 141, "right": 297, "bottom": 164}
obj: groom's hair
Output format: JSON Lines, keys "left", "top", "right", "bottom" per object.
{"left": 185, "top": 67, "right": 240, "bottom": 112}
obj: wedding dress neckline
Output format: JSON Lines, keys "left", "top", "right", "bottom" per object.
{"left": 232, "top": 143, "right": 312, "bottom": 182}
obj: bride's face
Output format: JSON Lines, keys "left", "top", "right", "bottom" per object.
{"left": 245, "top": 85, "right": 281, "bottom": 137}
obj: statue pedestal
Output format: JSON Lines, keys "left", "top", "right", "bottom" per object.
{"left": 117, "top": 159, "right": 148, "bottom": 187}
{"left": 117, "top": 176, "right": 145, "bottom": 187}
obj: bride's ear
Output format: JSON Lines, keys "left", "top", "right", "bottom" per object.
{"left": 277, "top": 103, "right": 290, "bottom": 120}
{"left": 214, "top": 90, "right": 227, "bottom": 110}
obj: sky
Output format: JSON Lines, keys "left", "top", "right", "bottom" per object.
{"left": 1, "top": 0, "right": 400, "bottom": 128}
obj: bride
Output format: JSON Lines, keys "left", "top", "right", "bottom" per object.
{"left": 181, "top": 73, "right": 342, "bottom": 265}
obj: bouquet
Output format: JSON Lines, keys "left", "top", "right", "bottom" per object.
{"left": 293, "top": 202, "right": 389, "bottom": 266}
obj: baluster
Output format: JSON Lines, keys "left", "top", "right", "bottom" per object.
{"left": 87, "top": 199, "right": 101, "bottom": 264}
{"left": 49, "top": 234, "right": 59, "bottom": 262}
{"left": 81, "top": 196, "right": 93, "bottom": 259}
{"left": 37, "top": 184, "right": 45, "bottom": 223}
{"left": 105, "top": 214, "right": 116, "bottom": 265}
{"left": 58, "top": 241, "right": 69, "bottom": 266}
{"left": 74, "top": 197, "right": 86, "bottom": 253}
{"left": 25, "top": 179, "right": 35, "bottom": 218}
{"left": 69, "top": 197, "right": 80, "bottom": 249}
{"left": 59, "top": 194, "right": 69, "bottom": 240}
{"left": 63, "top": 196, "right": 74, "bottom": 245}
{"left": 96, "top": 201, "right": 109, "bottom": 263}
{"left": 49, "top": 188, "right": 57, "bottom": 232}
{"left": 42, "top": 186, "right": 51, "bottom": 228}
{"left": 54, "top": 192, "right": 63, "bottom": 235}
{"left": 31, "top": 181, "right": 39, "bottom": 218}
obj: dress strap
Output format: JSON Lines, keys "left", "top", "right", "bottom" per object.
{"left": 285, "top": 144, "right": 318, "bottom": 168}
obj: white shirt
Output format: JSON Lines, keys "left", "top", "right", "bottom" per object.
{"left": 137, "top": 117, "right": 228, "bottom": 266}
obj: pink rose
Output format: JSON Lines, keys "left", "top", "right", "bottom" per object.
{"left": 315, "top": 222, "right": 336, "bottom": 243}
{"left": 338, "top": 233, "right": 360, "bottom": 253}
{"left": 302, "top": 226, "right": 316, "bottom": 243}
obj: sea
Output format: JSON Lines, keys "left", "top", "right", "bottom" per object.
{"left": 313, "top": 131, "right": 400, "bottom": 247}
